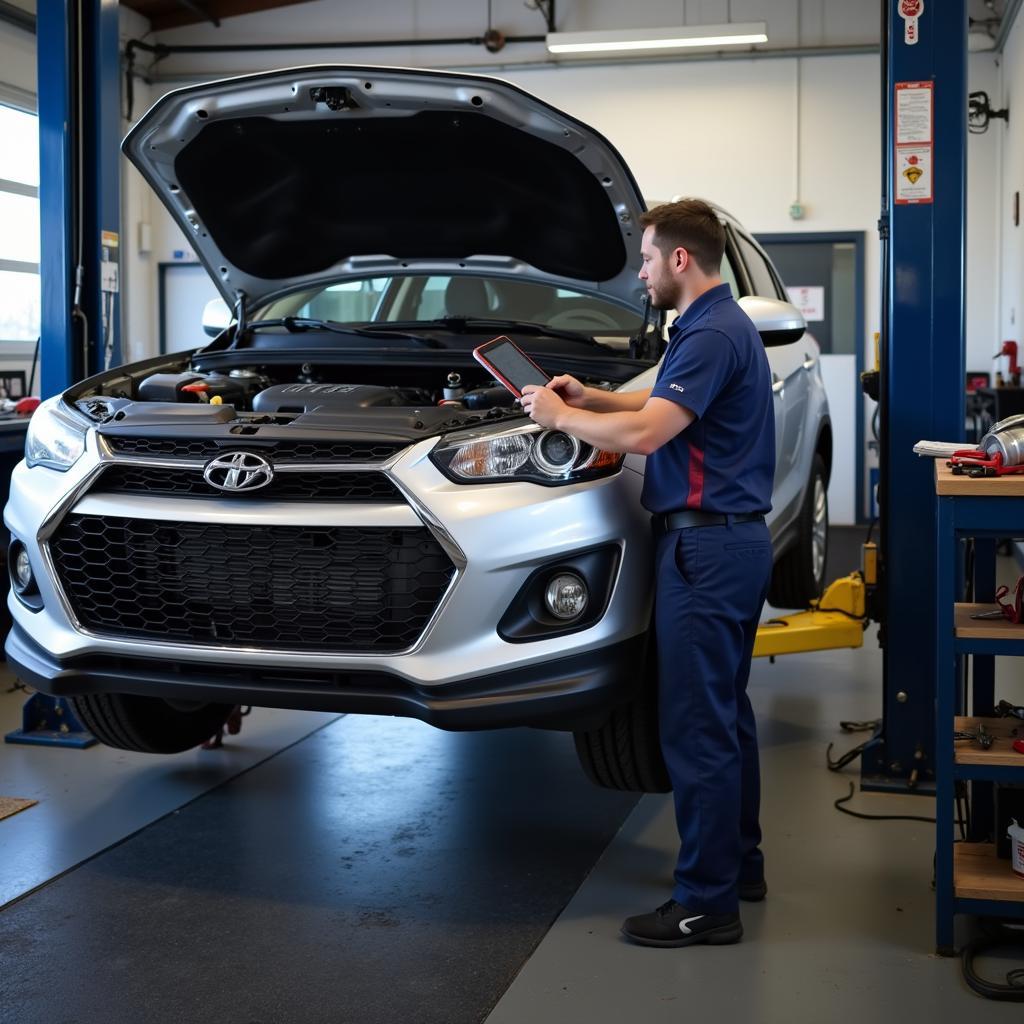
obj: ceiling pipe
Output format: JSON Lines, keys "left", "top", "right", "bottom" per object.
{"left": 124, "top": 32, "right": 548, "bottom": 116}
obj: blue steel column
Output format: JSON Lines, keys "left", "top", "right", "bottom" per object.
{"left": 37, "top": 0, "right": 76, "bottom": 398}
{"left": 37, "top": 0, "right": 121, "bottom": 398}
{"left": 82, "top": 0, "right": 122, "bottom": 374}
{"left": 874, "top": 2, "right": 967, "bottom": 788}
{"left": 934, "top": 492, "right": 956, "bottom": 954}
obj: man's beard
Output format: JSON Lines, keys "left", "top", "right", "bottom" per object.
{"left": 648, "top": 283, "right": 678, "bottom": 311}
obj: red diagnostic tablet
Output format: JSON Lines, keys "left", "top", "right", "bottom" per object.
{"left": 472, "top": 335, "right": 551, "bottom": 399}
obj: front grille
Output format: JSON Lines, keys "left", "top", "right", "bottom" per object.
{"left": 50, "top": 516, "right": 455, "bottom": 653}
{"left": 101, "top": 437, "right": 405, "bottom": 463}
{"left": 93, "top": 465, "right": 404, "bottom": 503}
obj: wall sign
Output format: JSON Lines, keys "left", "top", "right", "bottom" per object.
{"left": 787, "top": 285, "right": 825, "bottom": 323}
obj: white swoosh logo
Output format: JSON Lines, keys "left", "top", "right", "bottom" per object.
{"left": 679, "top": 915, "right": 704, "bottom": 935}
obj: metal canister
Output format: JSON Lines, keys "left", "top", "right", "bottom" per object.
{"left": 981, "top": 424, "right": 1024, "bottom": 467}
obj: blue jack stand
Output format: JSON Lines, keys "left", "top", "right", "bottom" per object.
{"left": 5, "top": 694, "right": 97, "bottom": 748}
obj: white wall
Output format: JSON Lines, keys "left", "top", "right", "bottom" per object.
{"left": 119, "top": 5, "right": 156, "bottom": 366}
{"left": 998, "top": 13, "right": 1024, "bottom": 362}
{"left": 967, "top": 52, "right": 1001, "bottom": 377}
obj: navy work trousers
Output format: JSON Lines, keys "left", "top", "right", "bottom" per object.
{"left": 654, "top": 518, "right": 773, "bottom": 915}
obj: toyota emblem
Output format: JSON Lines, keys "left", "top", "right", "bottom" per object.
{"left": 203, "top": 451, "right": 275, "bottom": 492}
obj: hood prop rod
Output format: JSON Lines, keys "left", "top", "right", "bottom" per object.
{"left": 630, "top": 294, "right": 659, "bottom": 362}
{"left": 230, "top": 291, "right": 248, "bottom": 348}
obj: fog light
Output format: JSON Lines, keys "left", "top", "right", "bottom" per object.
{"left": 544, "top": 572, "right": 588, "bottom": 620}
{"left": 13, "top": 547, "right": 33, "bottom": 593}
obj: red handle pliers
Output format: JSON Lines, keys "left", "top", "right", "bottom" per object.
{"left": 948, "top": 450, "right": 1024, "bottom": 477}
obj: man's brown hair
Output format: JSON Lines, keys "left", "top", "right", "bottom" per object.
{"left": 638, "top": 199, "right": 726, "bottom": 276}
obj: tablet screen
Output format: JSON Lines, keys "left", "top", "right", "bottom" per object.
{"left": 479, "top": 339, "right": 550, "bottom": 393}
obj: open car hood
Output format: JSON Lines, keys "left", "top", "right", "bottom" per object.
{"left": 123, "top": 65, "right": 650, "bottom": 314}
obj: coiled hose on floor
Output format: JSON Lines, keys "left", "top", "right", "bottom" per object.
{"left": 962, "top": 921, "right": 1024, "bottom": 1001}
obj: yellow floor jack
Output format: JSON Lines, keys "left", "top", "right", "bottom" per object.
{"left": 752, "top": 541, "right": 878, "bottom": 659}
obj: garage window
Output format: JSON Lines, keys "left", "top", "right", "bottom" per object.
{"left": 0, "top": 102, "right": 40, "bottom": 343}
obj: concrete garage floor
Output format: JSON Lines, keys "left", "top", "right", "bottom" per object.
{"left": 486, "top": 635, "right": 1022, "bottom": 1024}
{"left": 1, "top": 528, "right": 1022, "bottom": 1021}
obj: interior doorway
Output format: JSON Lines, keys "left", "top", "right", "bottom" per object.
{"left": 757, "top": 232, "right": 866, "bottom": 524}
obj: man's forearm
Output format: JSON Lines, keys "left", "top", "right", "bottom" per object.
{"left": 555, "top": 405, "right": 659, "bottom": 455}
{"left": 581, "top": 386, "right": 651, "bottom": 413}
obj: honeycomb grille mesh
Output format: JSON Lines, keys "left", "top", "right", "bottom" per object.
{"left": 93, "top": 465, "right": 404, "bottom": 503}
{"left": 50, "top": 516, "right": 455, "bottom": 652}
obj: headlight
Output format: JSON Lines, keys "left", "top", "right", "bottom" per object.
{"left": 25, "top": 396, "right": 87, "bottom": 471}
{"left": 431, "top": 424, "right": 623, "bottom": 485}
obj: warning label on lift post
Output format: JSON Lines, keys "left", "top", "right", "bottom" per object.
{"left": 895, "top": 81, "right": 933, "bottom": 205}
{"left": 899, "top": 0, "right": 923, "bottom": 45}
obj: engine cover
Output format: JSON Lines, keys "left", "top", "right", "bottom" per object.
{"left": 252, "top": 383, "right": 431, "bottom": 414}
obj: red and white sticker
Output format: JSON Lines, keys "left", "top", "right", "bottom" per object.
{"left": 900, "top": 0, "right": 924, "bottom": 45}
{"left": 895, "top": 81, "right": 933, "bottom": 144}
{"left": 894, "top": 81, "right": 933, "bottom": 204}
{"left": 895, "top": 148, "right": 932, "bottom": 204}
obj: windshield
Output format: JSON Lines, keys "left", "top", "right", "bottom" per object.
{"left": 258, "top": 275, "right": 640, "bottom": 338}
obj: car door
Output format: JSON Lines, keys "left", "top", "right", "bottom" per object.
{"left": 718, "top": 238, "right": 786, "bottom": 488}
{"left": 730, "top": 227, "right": 809, "bottom": 528}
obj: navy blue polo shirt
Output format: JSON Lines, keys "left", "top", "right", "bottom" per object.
{"left": 641, "top": 283, "right": 775, "bottom": 515}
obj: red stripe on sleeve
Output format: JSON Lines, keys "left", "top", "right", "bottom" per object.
{"left": 686, "top": 443, "right": 705, "bottom": 509}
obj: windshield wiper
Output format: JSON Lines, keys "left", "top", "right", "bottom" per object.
{"left": 359, "top": 317, "right": 604, "bottom": 347}
{"left": 239, "top": 317, "right": 440, "bottom": 347}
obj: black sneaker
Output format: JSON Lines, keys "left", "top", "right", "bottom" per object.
{"left": 739, "top": 878, "right": 767, "bottom": 902}
{"left": 621, "top": 899, "right": 743, "bottom": 948}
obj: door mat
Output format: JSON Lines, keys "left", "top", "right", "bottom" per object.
{"left": 0, "top": 798, "right": 37, "bottom": 822}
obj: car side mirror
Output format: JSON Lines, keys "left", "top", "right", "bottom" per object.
{"left": 201, "top": 297, "right": 232, "bottom": 338}
{"left": 738, "top": 296, "right": 806, "bottom": 347}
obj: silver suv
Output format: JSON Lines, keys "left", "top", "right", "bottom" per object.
{"left": 5, "top": 67, "right": 830, "bottom": 791}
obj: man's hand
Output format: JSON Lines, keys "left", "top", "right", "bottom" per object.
{"left": 547, "top": 374, "right": 588, "bottom": 408}
{"left": 521, "top": 384, "right": 566, "bottom": 428}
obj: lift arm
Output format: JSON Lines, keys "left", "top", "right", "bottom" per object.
{"left": 754, "top": 572, "right": 868, "bottom": 659}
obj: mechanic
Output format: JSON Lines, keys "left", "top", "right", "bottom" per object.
{"left": 521, "top": 198, "right": 775, "bottom": 948}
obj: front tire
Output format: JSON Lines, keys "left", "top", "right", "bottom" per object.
{"left": 573, "top": 637, "right": 670, "bottom": 793}
{"left": 767, "top": 452, "right": 829, "bottom": 609}
{"left": 69, "top": 693, "right": 233, "bottom": 753}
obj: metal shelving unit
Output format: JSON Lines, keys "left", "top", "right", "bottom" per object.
{"left": 935, "top": 463, "right": 1024, "bottom": 954}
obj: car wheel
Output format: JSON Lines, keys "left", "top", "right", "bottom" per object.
{"left": 767, "top": 452, "right": 829, "bottom": 609}
{"left": 69, "top": 693, "right": 234, "bottom": 753}
{"left": 573, "top": 636, "right": 671, "bottom": 793}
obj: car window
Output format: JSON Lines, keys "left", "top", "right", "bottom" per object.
{"left": 720, "top": 250, "right": 741, "bottom": 299}
{"left": 264, "top": 275, "right": 638, "bottom": 333}
{"left": 734, "top": 233, "right": 781, "bottom": 299}
{"left": 298, "top": 278, "right": 389, "bottom": 321}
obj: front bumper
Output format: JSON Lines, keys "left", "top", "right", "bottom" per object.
{"left": 6, "top": 624, "right": 645, "bottom": 731}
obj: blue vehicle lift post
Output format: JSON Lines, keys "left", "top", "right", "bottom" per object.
{"left": 6, "top": 0, "right": 121, "bottom": 748}
{"left": 860, "top": 1, "right": 968, "bottom": 791}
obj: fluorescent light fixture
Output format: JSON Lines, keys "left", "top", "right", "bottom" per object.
{"left": 546, "top": 22, "right": 768, "bottom": 56}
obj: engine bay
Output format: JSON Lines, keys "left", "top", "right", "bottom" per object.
{"left": 132, "top": 366, "right": 521, "bottom": 416}
{"left": 70, "top": 357, "right": 573, "bottom": 444}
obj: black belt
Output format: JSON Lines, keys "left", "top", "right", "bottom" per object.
{"left": 656, "top": 510, "right": 765, "bottom": 531}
